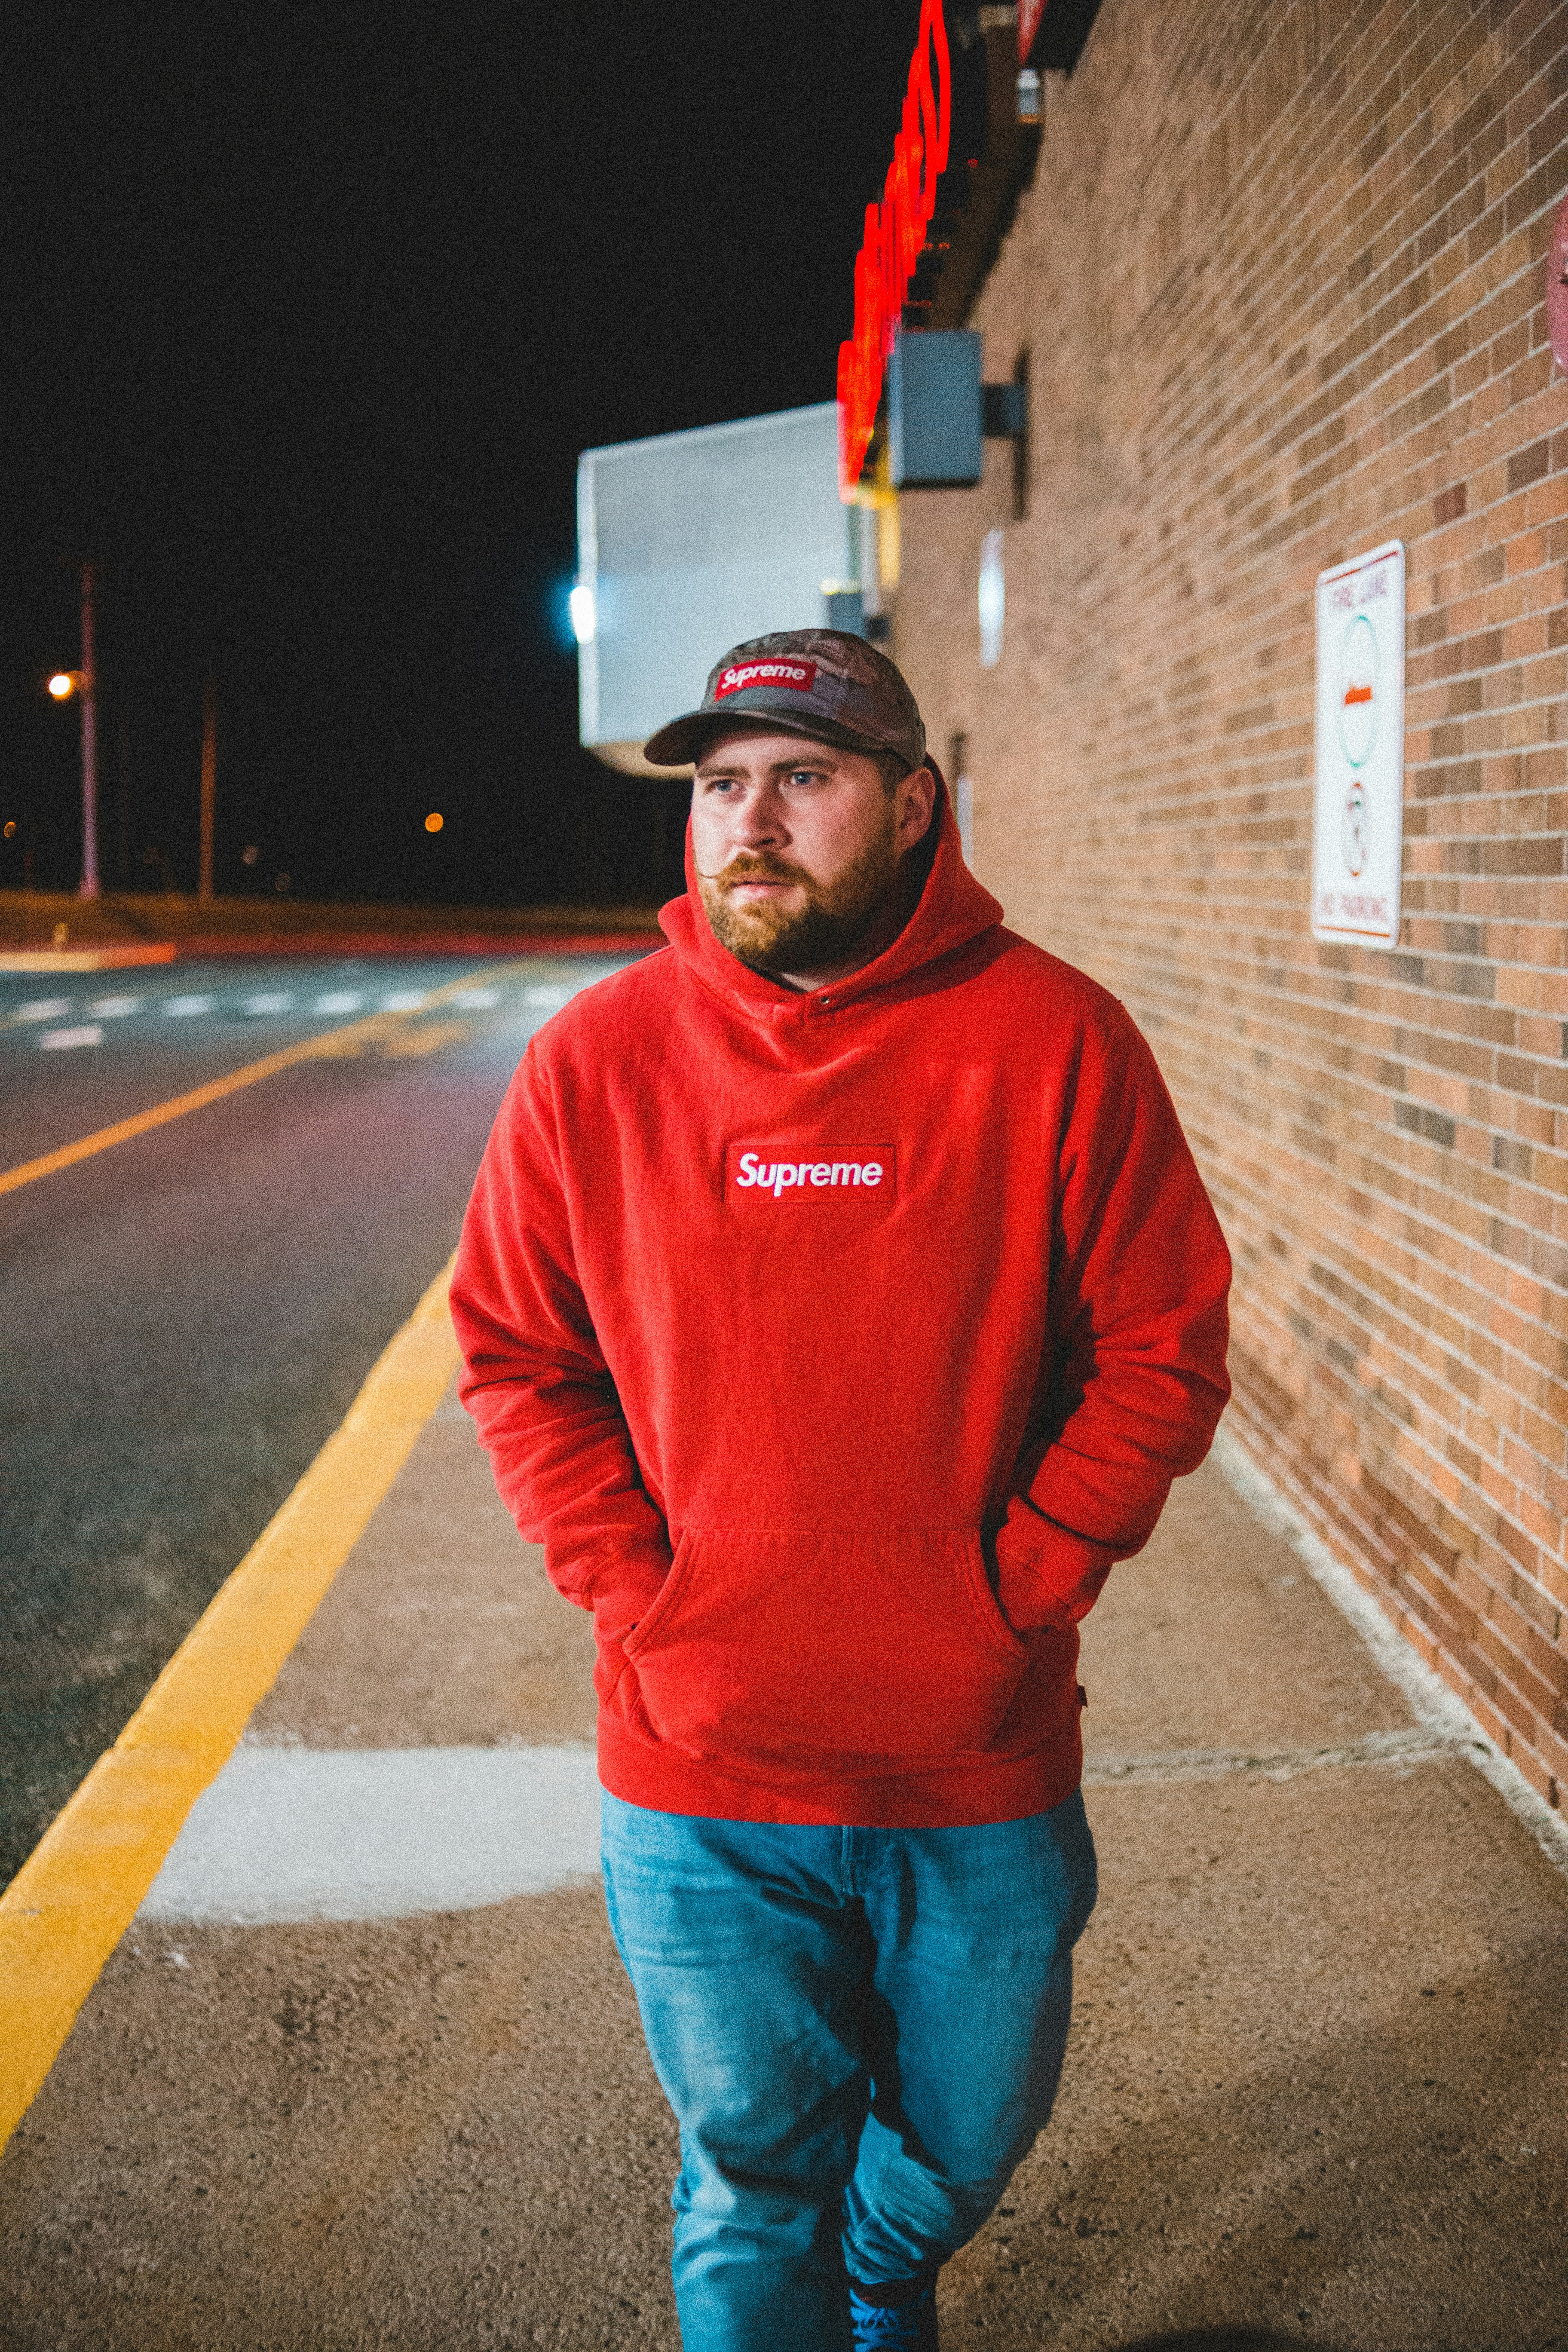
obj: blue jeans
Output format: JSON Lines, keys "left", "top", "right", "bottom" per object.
{"left": 601, "top": 1790, "right": 1097, "bottom": 2352}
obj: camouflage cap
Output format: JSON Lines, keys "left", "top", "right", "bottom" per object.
{"left": 643, "top": 629, "right": 927, "bottom": 772}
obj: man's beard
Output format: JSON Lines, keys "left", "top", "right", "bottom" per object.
{"left": 698, "top": 817, "right": 904, "bottom": 979}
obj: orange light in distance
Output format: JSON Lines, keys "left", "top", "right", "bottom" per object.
{"left": 424, "top": 812, "right": 444, "bottom": 833}
{"left": 47, "top": 672, "right": 76, "bottom": 700}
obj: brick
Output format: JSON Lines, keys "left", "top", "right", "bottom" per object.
{"left": 1401, "top": 1100, "right": 1457, "bottom": 1148}
{"left": 1482, "top": 836, "right": 1567, "bottom": 876}
{"left": 901, "top": 0, "right": 1568, "bottom": 1776}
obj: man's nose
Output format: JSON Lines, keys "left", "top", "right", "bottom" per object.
{"left": 731, "top": 788, "right": 787, "bottom": 847}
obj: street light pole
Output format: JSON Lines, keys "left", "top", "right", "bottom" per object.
{"left": 198, "top": 681, "right": 217, "bottom": 904}
{"left": 78, "top": 561, "right": 100, "bottom": 901}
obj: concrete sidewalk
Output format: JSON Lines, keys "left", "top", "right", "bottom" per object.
{"left": 1, "top": 1391, "right": 1565, "bottom": 2351}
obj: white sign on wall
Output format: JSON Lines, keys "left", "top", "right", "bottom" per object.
{"left": 1311, "top": 540, "right": 1406, "bottom": 948}
{"left": 575, "top": 404, "right": 851, "bottom": 771}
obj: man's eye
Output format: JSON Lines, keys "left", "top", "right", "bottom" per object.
{"left": 787, "top": 769, "right": 823, "bottom": 787}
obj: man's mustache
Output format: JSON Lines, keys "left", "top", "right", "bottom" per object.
{"left": 697, "top": 854, "right": 813, "bottom": 888}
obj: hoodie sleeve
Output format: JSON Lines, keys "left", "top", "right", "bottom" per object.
{"left": 992, "top": 1002, "right": 1232, "bottom": 1635}
{"left": 449, "top": 1043, "right": 672, "bottom": 1641}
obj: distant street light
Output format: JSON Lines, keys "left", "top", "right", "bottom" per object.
{"left": 424, "top": 812, "right": 444, "bottom": 833}
{"left": 48, "top": 565, "right": 102, "bottom": 898}
{"left": 78, "top": 565, "right": 100, "bottom": 898}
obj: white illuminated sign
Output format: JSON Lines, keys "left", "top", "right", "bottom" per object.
{"left": 1311, "top": 540, "right": 1405, "bottom": 949}
{"left": 576, "top": 403, "right": 848, "bottom": 766}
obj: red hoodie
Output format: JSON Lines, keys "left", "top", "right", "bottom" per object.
{"left": 452, "top": 788, "right": 1231, "bottom": 1826}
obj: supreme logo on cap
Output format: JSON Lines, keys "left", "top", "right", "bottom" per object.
{"left": 714, "top": 658, "right": 817, "bottom": 699}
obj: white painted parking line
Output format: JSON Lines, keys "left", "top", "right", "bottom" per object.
{"left": 86, "top": 996, "right": 141, "bottom": 1018}
{"left": 524, "top": 985, "right": 572, "bottom": 1009}
{"left": 452, "top": 987, "right": 501, "bottom": 1008}
{"left": 15, "top": 1001, "right": 73, "bottom": 1023}
{"left": 135, "top": 1721, "right": 1470, "bottom": 1931}
{"left": 138, "top": 1744, "right": 601, "bottom": 1924}
{"left": 38, "top": 1026, "right": 104, "bottom": 1051}
{"left": 379, "top": 989, "right": 427, "bottom": 1011}
{"left": 162, "top": 995, "right": 214, "bottom": 1017}
{"left": 240, "top": 992, "right": 293, "bottom": 1015}
{"left": 313, "top": 991, "right": 363, "bottom": 1013}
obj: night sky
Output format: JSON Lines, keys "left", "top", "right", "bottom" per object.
{"left": 2, "top": 3, "right": 919, "bottom": 908}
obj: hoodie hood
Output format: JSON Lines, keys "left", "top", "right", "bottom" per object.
{"left": 658, "top": 761, "right": 1004, "bottom": 1017}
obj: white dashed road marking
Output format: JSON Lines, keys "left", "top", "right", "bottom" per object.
{"left": 37, "top": 1026, "right": 104, "bottom": 1051}
{"left": 4, "top": 971, "right": 530, "bottom": 1050}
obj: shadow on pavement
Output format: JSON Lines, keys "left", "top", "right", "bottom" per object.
{"left": 942, "top": 1792, "right": 1568, "bottom": 2352}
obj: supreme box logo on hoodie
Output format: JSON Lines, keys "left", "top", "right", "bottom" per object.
{"left": 726, "top": 1144, "right": 897, "bottom": 1202}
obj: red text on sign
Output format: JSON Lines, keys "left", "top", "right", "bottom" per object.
{"left": 836, "top": 0, "right": 951, "bottom": 495}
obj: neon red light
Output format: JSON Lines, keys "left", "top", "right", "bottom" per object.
{"left": 1018, "top": 0, "right": 1048, "bottom": 59}
{"left": 837, "top": 0, "right": 951, "bottom": 494}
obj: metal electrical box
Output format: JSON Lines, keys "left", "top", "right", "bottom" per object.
{"left": 887, "top": 331, "right": 983, "bottom": 490}
{"left": 575, "top": 403, "right": 853, "bottom": 772}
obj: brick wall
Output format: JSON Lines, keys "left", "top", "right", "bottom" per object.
{"left": 896, "top": 0, "right": 1568, "bottom": 1807}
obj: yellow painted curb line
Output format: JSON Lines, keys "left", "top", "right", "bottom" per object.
{"left": 0, "top": 1255, "right": 461, "bottom": 2155}
{"left": 0, "top": 965, "right": 509, "bottom": 1199}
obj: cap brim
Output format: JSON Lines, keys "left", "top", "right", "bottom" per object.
{"left": 643, "top": 696, "right": 888, "bottom": 768}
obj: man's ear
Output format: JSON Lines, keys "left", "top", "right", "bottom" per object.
{"left": 896, "top": 765, "right": 937, "bottom": 850}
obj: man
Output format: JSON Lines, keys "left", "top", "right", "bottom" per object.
{"left": 451, "top": 629, "right": 1231, "bottom": 2351}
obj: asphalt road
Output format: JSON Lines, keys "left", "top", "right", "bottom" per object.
{"left": 0, "top": 951, "right": 640, "bottom": 1888}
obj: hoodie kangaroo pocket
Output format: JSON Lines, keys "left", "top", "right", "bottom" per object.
{"left": 620, "top": 1528, "right": 1029, "bottom": 1767}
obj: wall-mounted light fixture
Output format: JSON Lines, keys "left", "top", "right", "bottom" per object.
{"left": 978, "top": 530, "right": 1005, "bottom": 668}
